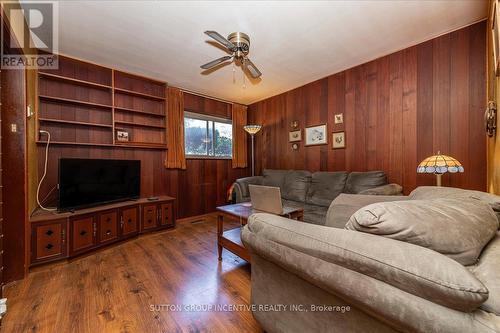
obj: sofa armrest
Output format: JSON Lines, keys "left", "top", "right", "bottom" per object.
{"left": 234, "top": 176, "right": 263, "bottom": 202}
{"left": 358, "top": 183, "right": 403, "bottom": 196}
{"left": 242, "top": 213, "right": 487, "bottom": 312}
{"left": 325, "top": 193, "right": 408, "bottom": 228}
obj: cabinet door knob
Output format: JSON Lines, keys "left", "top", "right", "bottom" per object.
{"left": 128, "top": 218, "right": 132, "bottom": 223}
{"left": 45, "top": 229, "right": 54, "bottom": 236}
{"left": 45, "top": 243, "right": 54, "bottom": 250}
{"left": 106, "top": 217, "right": 111, "bottom": 222}
{"left": 80, "top": 230, "right": 87, "bottom": 236}
{"left": 106, "top": 230, "right": 112, "bottom": 236}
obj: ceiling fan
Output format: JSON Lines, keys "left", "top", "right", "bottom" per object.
{"left": 201, "top": 31, "right": 262, "bottom": 78}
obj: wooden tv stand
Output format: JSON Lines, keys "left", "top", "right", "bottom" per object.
{"left": 29, "top": 196, "right": 175, "bottom": 267}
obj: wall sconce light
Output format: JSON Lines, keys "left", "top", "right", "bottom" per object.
{"left": 485, "top": 101, "right": 497, "bottom": 137}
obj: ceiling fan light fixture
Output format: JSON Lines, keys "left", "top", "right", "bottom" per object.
{"left": 201, "top": 30, "right": 262, "bottom": 79}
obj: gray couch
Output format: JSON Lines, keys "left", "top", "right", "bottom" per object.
{"left": 242, "top": 186, "right": 500, "bottom": 333}
{"left": 233, "top": 169, "right": 402, "bottom": 224}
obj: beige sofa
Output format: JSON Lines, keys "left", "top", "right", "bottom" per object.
{"left": 241, "top": 186, "right": 500, "bottom": 333}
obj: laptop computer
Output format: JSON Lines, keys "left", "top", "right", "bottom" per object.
{"left": 248, "top": 185, "right": 284, "bottom": 214}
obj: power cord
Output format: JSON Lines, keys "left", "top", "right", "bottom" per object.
{"left": 37, "top": 130, "right": 57, "bottom": 211}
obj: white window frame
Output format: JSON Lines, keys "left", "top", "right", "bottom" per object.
{"left": 184, "top": 111, "right": 233, "bottom": 160}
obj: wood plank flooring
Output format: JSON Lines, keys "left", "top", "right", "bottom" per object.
{"left": 1, "top": 216, "right": 262, "bottom": 333}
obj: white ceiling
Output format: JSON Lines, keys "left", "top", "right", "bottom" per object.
{"left": 52, "top": 0, "right": 486, "bottom": 104}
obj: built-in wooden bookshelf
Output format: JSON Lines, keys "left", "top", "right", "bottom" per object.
{"left": 113, "top": 71, "right": 167, "bottom": 148}
{"left": 36, "top": 55, "right": 167, "bottom": 150}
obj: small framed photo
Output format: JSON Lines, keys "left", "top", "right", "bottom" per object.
{"left": 305, "top": 124, "right": 327, "bottom": 146}
{"left": 334, "top": 113, "right": 343, "bottom": 124}
{"left": 332, "top": 131, "right": 346, "bottom": 149}
{"left": 116, "top": 130, "right": 129, "bottom": 142}
{"left": 289, "top": 130, "right": 302, "bottom": 142}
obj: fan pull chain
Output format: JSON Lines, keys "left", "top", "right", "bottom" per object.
{"left": 242, "top": 69, "right": 246, "bottom": 89}
{"left": 232, "top": 62, "right": 236, "bottom": 84}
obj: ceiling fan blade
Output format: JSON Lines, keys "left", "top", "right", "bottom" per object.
{"left": 244, "top": 58, "right": 262, "bottom": 78}
{"left": 200, "top": 56, "right": 232, "bottom": 69}
{"left": 204, "top": 31, "right": 237, "bottom": 51}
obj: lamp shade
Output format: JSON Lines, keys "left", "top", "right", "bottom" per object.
{"left": 417, "top": 152, "right": 464, "bottom": 174}
{"left": 243, "top": 124, "right": 262, "bottom": 135}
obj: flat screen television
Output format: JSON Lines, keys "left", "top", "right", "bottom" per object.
{"left": 58, "top": 158, "right": 141, "bottom": 211}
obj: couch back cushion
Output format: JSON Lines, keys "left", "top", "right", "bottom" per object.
{"left": 344, "top": 171, "right": 387, "bottom": 194}
{"left": 346, "top": 198, "right": 499, "bottom": 265}
{"left": 410, "top": 186, "right": 500, "bottom": 225}
{"left": 282, "top": 170, "right": 311, "bottom": 202}
{"left": 325, "top": 193, "right": 409, "bottom": 229}
{"left": 306, "top": 172, "right": 348, "bottom": 207}
{"left": 261, "top": 169, "right": 288, "bottom": 189}
{"left": 470, "top": 231, "right": 500, "bottom": 315}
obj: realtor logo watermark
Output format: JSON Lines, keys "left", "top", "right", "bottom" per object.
{"left": 1, "top": 1, "right": 58, "bottom": 69}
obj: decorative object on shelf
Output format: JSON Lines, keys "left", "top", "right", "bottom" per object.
{"left": 417, "top": 152, "right": 464, "bottom": 186}
{"left": 291, "top": 120, "right": 299, "bottom": 129}
{"left": 116, "top": 130, "right": 129, "bottom": 142}
{"left": 291, "top": 143, "right": 299, "bottom": 151}
{"left": 334, "top": 113, "right": 344, "bottom": 124}
{"left": 485, "top": 101, "right": 497, "bottom": 137}
{"left": 244, "top": 124, "right": 262, "bottom": 176}
{"left": 289, "top": 130, "right": 302, "bottom": 142}
{"left": 491, "top": 0, "right": 500, "bottom": 75}
{"left": 305, "top": 124, "right": 327, "bottom": 146}
{"left": 332, "top": 131, "right": 346, "bottom": 149}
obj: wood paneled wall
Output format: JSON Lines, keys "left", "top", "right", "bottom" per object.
{"left": 36, "top": 92, "right": 249, "bottom": 219}
{"left": 248, "top": 21, "right": 487, "bottom": 193}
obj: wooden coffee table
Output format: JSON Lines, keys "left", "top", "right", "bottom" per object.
{"left": 216, "top": 202, "right": 304, "bottom": 262}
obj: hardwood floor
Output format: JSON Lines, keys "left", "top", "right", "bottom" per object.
{"left": 2, "top": 215, "right": 262, "bottom": 333}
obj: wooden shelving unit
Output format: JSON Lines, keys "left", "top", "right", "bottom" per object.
{"left": 38, "top": 71, "right": 113, "bottom": 90}
{"left": 112, "top": 70, "right": 167, "bottom": 149}
{"left": 39, "top": 95, "right": 113, "bottom": 109}
{"left": 114, "top": 106, "right": 165, "bottom": 117}
{"left": 39, "top": 117, "right": 113, "bottom": 128}
{"left": 36, "top": 55, "right": 168, "bottom": 150}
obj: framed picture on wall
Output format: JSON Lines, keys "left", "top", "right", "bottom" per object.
{"left": 289, "top": 130, "right": 302, "bottom": 142}
{"left": 492, "top": 0, "right": 500, "bottom": 76}
{"left": 305, "top": 124, "right": 327, "bottom": 146}
{"left": 332, "top": 131, "right": 346, "bottom": 149}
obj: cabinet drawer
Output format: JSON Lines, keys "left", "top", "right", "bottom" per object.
{"left": 33, "top": 221, "right": 66, "bottom": 261}
{"left": 142, "top": 205, "right": 158, "bottom": 230}
{"left": 71, "top": 217, "right": 95, "bottom": 253}
{"left": 160, "top": 203, "right": 174, "bottom": 227}
{"left": 99, "top": 211, "right": 118, "bottom": 243}
{"left": 121, "top": 207, "right": 138, "bottom": 236}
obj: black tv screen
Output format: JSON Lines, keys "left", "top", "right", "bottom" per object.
{"left": 58, "top": 158, "right": 141, "bottom": 210}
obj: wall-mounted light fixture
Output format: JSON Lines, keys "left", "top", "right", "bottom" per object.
{"left": 485, "top": 101, "right": 497, "bottom": 137}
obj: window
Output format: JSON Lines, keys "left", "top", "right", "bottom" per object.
{"left": 184, "top": 112, "right": 232, "bottom": 158}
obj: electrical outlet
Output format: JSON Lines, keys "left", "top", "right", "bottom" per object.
{"left": 27, "top": 105, "right": 34, "bottom": 118}
{"left": 10, "top": 124, "right": 17, "bottom": 133}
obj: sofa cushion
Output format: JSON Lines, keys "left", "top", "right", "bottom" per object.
{"left": 262, "top": 169, "right": 288, "bottom": 189}
{"left": 469, "top": 232, "right": 500, "bottom": 315}
{"left": 243, "top": 213, "right": 489, "bottom": 312}
{"left": 358, "top": 183, "right": 403, "bottom": 196}
{"left": 306, "top": 172, "right": 348, "bottom": 207}
{"left": 325, "top": 194, "right": 409, "bottom": 229}
{"left": 345, "top": 171, "right": 387, "bottom": 194}
{"left": 303, "top": 204, "right": 328, "bottom": 225}
{"left": 282, "top": 170, "right": 311, "bottom": 202}
{"left": 410, "top": 186, "right": 500, "bottom": 224}
{"left": 346, "top": 198, "right": 499, "bottom": 265}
